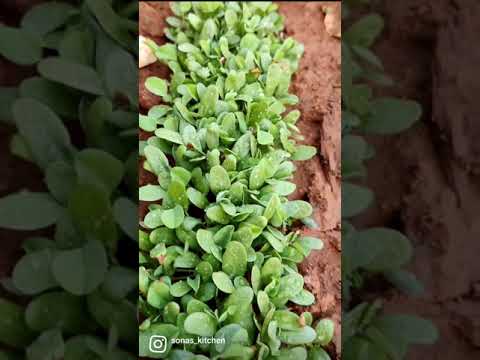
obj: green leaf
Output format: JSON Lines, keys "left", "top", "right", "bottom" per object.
{"left": 19, "top": 77, "right": 79, "bottom": 117}
{"left": 140, "top": 185, "right": 166, "bottom": 202}
{"left": 21, "top": 2, "right": 76, "bottom": 36}
{"left": 75, "top": 149, "right": 124, "bottom": 195}
{"left": 155, "top": 128, "right": 183, "bottom": 145}
{"left": 373, "top": 315, "right": 438, "bottom": 345}
{"left": 85, "top": 0, "right": 132, "bottom": 49}
{"left": 384, "top": 269, "right": 425, "bottom": 297}
{"left": 184, "top": 312, "right": 217, "bottom": 337}
{"left": 315, "top": 319, "right": 335, "bottom": 346}
{"left": 290, "top": 289, "right": 315, "bottom": 306}
{"left": 342, "top": 182, "right": 373, "bottom": 218}
{"left": 344, "top": 14, "right": 384, "bottom": 47}
{"left": 0, "top": 25, "right": 42, "bottom": 65}
{"left": 170, "top": 281, "right": 191, "bottom": 297}
{"left": 0, "top": 86, "right": 17, "bottom": 123}
{"left": 145, "top": 77, "right": 170, "bottom": 101}
{"left": 277, "top": 326, "right": 317, "bottom": 345}
{"left": 161, "top": 205, "right": 185, "bottom": 229}
{"left": 212, "top": 271, "right": 235, "bottom": 294}
{"left": 222, "top": 241, "right": 247, "bottom": 277}
{"left": 38, "top": 57, "right": 104, "bottom": 95}
{"left": 257, "top": 130, "right": 274, "bottom": 145}
{"left": 26, "top": 328, "right": 64, "bottom": 360}
{"left": 12, "top": 249, "right": 57, "bottom": 295}
{"left": 284, "top": 200, "right": 313, "bottom": 219}
{"left": 349, "top": 228, "right": 413, "bottom": 271}
{"left": 59, "top": 28, "right": 95, "bottom": 65}
{"left": 292, "top": 145, "right": 317, "bottom": 161}
{"left": 144, "top": 145, "right": 170, "bottom": 178}
{"left": 0, "top": 298, "right": 35, "bottom": 348}
{"left": 25, "top": 291, "right": 92, "bottom": 334}
{"left": 0, "top": 192, "right": 62, "bottom": 230}
{"left": 113, "top": 197, "right": 137, "bottom": 241}
{"left": 363, "top": 98, "right": 422, "bottom": 134}
{"left": 52, "top": 240, "right": 108, "bottom": 295}
{"left": 208, "top": 165, "right": 231, "bottom": 194}
{"left": 187, "top": 187, "right": 208, "bottom": 209}
{"left": 68, "top": 184, "right": 116, "bottom": 246}
{"left": 13, "top": 98, "right": 72, "bottom": 169}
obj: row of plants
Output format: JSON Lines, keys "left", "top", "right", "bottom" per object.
{"left": 139, "top": 2, "right": 333, "bottom": 359}
{"left": 0, "top": 1, "right": 138, "bottom": 359}
{"left": 342, "top": 1, "right": 438, "bottom": 358}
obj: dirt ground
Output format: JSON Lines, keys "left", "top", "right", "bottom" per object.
{"left": 139, "top": 2, "right": 342, "bottom": 357}
{"left": 353, "top": 0, "right": 480, "bottom": 358}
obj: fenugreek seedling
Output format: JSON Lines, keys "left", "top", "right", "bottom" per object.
{"left": 139, "top": 2, "right": 332, "bottom": 359}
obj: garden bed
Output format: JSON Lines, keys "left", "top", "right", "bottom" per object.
{"left": 139, "top": 2, "right": 341, "bottom": 358}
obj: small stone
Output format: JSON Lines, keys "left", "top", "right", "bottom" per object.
{"left": 323, "top": 5, "right": 341, "bottom": 38}
{"left": 139, "top": 35, "right": 157, "bottom": 68}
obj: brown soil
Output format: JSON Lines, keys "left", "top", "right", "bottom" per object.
{"left": 139, "top": 2, "right": 341, "bottom": 357}
{"left": 353, "top": 0, "right": 480, "bottom": 358}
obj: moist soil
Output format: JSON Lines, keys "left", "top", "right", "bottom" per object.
{"left": 352, "top": 0, "right": 480, "bottom": 358}
{"left": 140, "top": 2, "right": 342, "bottom": 358}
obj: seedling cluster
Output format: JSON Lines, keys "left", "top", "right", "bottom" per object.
{"left": 139, "top": 2, "right": 332, "bottom": 359}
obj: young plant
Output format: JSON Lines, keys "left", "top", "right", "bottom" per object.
{"left": 139, "top": 2, "right": 332, "bottom": 359}
{"left": 342, "top": 1, "right": 438, "bottom": 358}
{"left": 0, "top": 1, "right": 138, "bottom": 359}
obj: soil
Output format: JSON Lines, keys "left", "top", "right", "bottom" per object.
{"left": 352, "top": 0, "right": 480, "bottom": 358}
{"left": 139, "top": 2, "right": 342, "bottom": 357}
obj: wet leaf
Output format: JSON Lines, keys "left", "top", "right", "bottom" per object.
{"left": 222, "top": 241, "right": 247, "bottom": 277}
{"left": 212, "top": 271, "right": 235, "bottom": 294}
{"left": 161, "top": 205, "right": 185, "bottom": 229}
{"left": 184, "top": 312, "right": 217, "bottom": 337}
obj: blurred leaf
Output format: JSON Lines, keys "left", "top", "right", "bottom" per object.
{"left": 85, "top": 0, "right": 133, "bottom": 49}
{"left": 58, "top": 28, "right": 95, "bottom": 65}
{"left": 26, "top": 328, "right": 64, "bottom": 360}
{"left": 0, "top": 192, "right": 62, "bottom": 230}
{"left": 363, "top": 98, "right": 422, "bottom": 134}
{"left": 0, "top": 25, "right": 42, "bottom": 65}
{"left": 342, "top": 182, "right": 373, "bottom": 218}
{"left": 0, "top": 298, "right": 35, "bottom": 348}
{"left": 344, "top": 14, "right": 384, "bottom": 47}
{"left": 0, "top": 87, "right": 17, "bottom": 123}
{"left": 21, "top": 2, "right": 77, "bottom": 37}
{"left": 113, "top": 197, "right": 137, "bottom": 241}
{"left": 19, "top": 77, "right": 80, "bottom": 118}
{"left": 52, "top": 240, "right": 108, "bottom": 295}
{"left": 74, "top": 149, "right": 124, "bottom": 195}
{"left": 38, "top": 57, "right": 104, "bottom": 95}
{"left": 25, "top": 291, "right": 93, "bottom": 333}
{"left": 13, "top": 98, "right": 72, "bottom": 168}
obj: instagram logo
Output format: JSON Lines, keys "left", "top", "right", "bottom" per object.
{"left": 149, "top": 335, "right": 167, "bottom": 353}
